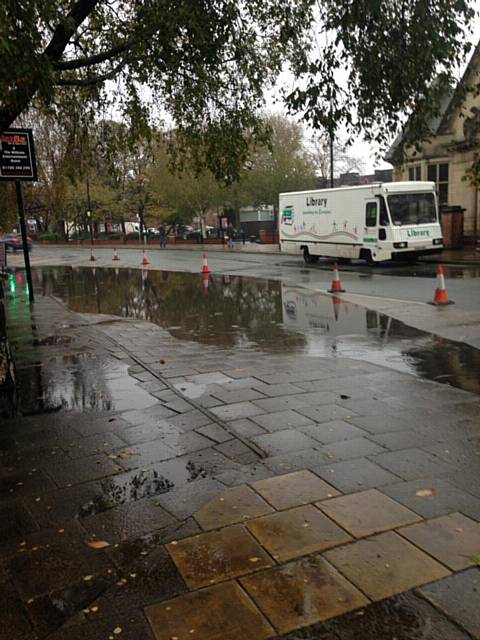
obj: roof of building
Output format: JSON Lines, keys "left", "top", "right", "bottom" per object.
{"left": 385, "top": 39, "right": 480, "bottom": 164}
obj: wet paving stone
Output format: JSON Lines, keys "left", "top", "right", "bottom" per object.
{"left": 0, "top": 503, "right": 38, "bottom": 547}
{"left": 398, "top": 512, "right": 480, "bottom": 571}
{"left": 299, "top": 420, "right": 368, "bottom": 445}
{"left": 317, "top": 489, "right": 421, "bottom": 538}
{"left": 165, "top": 409, "right": 214, "bottom": 431}
{"left": 120, "top": 422, "right": 165, "bottom": 445}
{"left": 247, "top": 504, "right": 351, "bottom": 562}
{"left": 314, "top": 457, "right": 401, "bottom": 493}
{"left": 196, "top": 422, "right": 231, "bottom": 443}
{"left": 46, "top": 609, "right": 155, "bottom": 640}
{"left": 0, "top": 583, "right": 36, "bottom": 640}
{"left": 215, "top": 438, "right": 260, "bottom": 463}
{"left": 265, "top": 449, "right": 330, "bottom": 474}
{"left": 0, "top": 469, "right": 55, "bottom": 500}
{"left": 274, "top": 591, "right": 472, "bottom": 640}
{"left": 46, "top": 455, "right": 122, "bottom": 487}
{"left": 251, "top": 410, "right": 315, "bottom": 432}
{"left": 64, "top": 433, "right": 128, "bottom": 459}
{"left": 166, "top": 524, "right": 273, "bottom": 589}
{"left": 111, "top": 441, "right": 177, "bottom": 469}
{"left": 419, "top": 568, "right": 480, "bottom": 638}
{"left": 26, "top": 573, "right": 115, "bottom": 637}
{"left": 297, "top": 404, "right": 357, "bottom": 423}
{"left": 145, "top": 580, "right": 273, "bottom": 640}
{"left": 370, "top": 448, "right": 455, "bottom": 481}
{"left": 345, "top": 414, "right": 413, "bottom": 435}
{"left": 195, "top": 484, "right": 273, "bottom": 530}
{"left": 10, "top": 539, "right": 114, "bottom": 600}
{"left": 241, "top": 555, "right": 368, "bottom": 633}
{"left": 87, "top": 546, "right": 186, "bottom": 618}
{"left": 210, "top": 401, "right": 266, "bottom": 422}
{"left": 319, "top": 437, "right": 386, "bottom": 462}
{"left": 324, "top": 531, "right": 450, "bottom": 601}
{"left": 252, "top": 382, "right": 306, "bottom": 397}
{"left": 381, "top": 477, "right": 480, "bottom": 518}
{"left": 155, "top": 477, "right": 225, "bottom": 519}
{"left": 252, "top": 470, "right": 340, "bottom": 510}
{"left": 228, "top": 418, "right": 267, "bottom": 438}
{"left": 252, "top": 430, "right": 319, "bottom": 456}
{"left": 81, "top": 497, "right": 177, "bottom": 544}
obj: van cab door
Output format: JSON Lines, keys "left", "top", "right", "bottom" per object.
{"left": 364, "top": 201, "right": 379, "bottom": 247}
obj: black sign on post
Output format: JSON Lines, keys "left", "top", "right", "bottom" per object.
{"left": 0, "top": 128, "right": 37, "bottom": 302}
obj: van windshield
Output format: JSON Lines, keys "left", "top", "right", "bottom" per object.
{"left": 387, "top": 193, "right": 437, "bottom": 226}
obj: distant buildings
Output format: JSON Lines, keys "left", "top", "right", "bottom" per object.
{"left": 386, "top": 41, "right": 480, "bottom": 242}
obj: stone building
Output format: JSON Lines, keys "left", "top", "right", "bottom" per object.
{"left": 386, "top": 41, "right": 480, "bottom": 241}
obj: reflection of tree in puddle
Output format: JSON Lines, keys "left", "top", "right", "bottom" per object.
{"left": 36, "top": 267, "right": 307, "bottom": 352}
{"left": 77, "top": 462, "right": 207, "bottom": 517}
{"left": 16, "top": 353, "right": 114, "bottom": 415}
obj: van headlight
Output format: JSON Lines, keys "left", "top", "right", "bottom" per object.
{"left": 393, "top": 242, "right": 408, "bottom": 248}
{"left": 433, "top": 238, "right": 443, "bottom": 245}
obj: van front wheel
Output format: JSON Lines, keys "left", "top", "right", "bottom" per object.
{"left": 303, "top": 248, "right": 319, "bottom": 264}
{"left": 360, "top": 249, "right": 374, "bottom": 265}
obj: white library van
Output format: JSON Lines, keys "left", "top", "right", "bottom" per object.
{"left": 279, "top": 181, "right": 443, "bottom": 263}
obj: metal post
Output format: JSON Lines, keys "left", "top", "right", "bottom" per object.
{"left": 329, "top": 126, "right": 334, "bottom": 189}
{"left": 15, "top": 181, "right": 34, "bottom": 303}
{"left": 86, "top": 172, "right": 94, "bottom": 245}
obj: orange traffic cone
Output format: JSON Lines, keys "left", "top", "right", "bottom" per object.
{"left": 142, "top": 249, "right": 150, "bottom": 266}
{"left": 429, "top": 265, "right": 454, "bottom": 305}
{"left": 201, "top": 253, "right": 210, "bottom": 274}
{"left": 328, "top": 262, "right": 345, "bottom": 293}
{"left": 90, "top": 248, "right": 96, "bottom": 262}
{"left": 113, "top": 248, "right": 120, "bottom": 261}
{"left": 202, "top": 272, "right": 209, "bottom": 294}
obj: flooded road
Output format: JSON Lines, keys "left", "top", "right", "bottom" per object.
{"left": 5, "top": 266, "right": 479, "bottom": 396}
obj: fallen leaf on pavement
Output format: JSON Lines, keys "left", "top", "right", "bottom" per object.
{"left": 87, "top": 540, "right": 111, "bottom": 549}
{"left": 415, "top": 489, "right": 434, "bottom": 497}
{"left": 469, "top": 554, "right": 480, "bottom": 565}
{"left": 113, "top": 627, "right": 122, "bottom": 635}
{"left": 83, "top": 575, "right": 93, "bottom": 582}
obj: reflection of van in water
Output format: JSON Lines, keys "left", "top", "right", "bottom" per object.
{"left": 279, "top": 181, "right": 443, "bottom": 264}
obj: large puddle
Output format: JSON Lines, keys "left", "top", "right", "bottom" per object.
{"left": 4, "top": 266, "right": 480, "bottom": 408}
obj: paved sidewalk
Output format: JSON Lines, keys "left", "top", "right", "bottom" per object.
{"left": 1, "top": 289, "right": 480, "bottom": 639}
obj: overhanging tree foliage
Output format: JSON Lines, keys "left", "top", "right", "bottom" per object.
{"left": 0, "top": 0, "right": 476, "bottom": 179}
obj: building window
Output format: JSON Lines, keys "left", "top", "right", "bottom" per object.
{"left": 427, "top": 163, "right": 449, "bottom": 205}
{"left": 408, "top": 165, "right": 422, "bottom": 181}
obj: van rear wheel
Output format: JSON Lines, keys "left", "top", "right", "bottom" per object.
{"left": 303, "top": 248, "right": 319, "bottom": 264}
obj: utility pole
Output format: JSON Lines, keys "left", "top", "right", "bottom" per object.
{"left": 15, "top": 181, "right": 34, "bottom": 303}
{"left": 86, "top": 172, "right": 94, "bottom": 245}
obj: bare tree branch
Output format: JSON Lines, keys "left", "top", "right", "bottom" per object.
{"left": 53, "top": 40, "right": 134, "bottom": 71}
{"left": 54, "top": 61, "right": 128, "bottom": 87}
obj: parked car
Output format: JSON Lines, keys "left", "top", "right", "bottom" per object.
{"left": 0, "top": 233, "right": 33, "bottom": 252}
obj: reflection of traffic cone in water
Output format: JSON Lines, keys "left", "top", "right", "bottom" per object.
{"left": 112, "top": 248, "right": 120, "bottom": 261}
{"left": 90, "top": 248, "right": 96, "bottom": 262}
{"left": 142, "top": 268, "right": 148, "bottom": 282}
{"left": 331, "top": 295, "right": 341, "bottom": 321}
{"left": 115, "top": 267, "right": 120, "bottom": 277}
{"left": 201, "top": 253, "right": 210, "bottom": 273}
{"left": 202, "top": 272, "right": 209, "bottom": 294}
{"left": 142, "top": 249, "right": 149, "bottom": 266}
{"left": 429, "top": 265, "right": 453, "bottom": 305}
{"left": 92, "top": 267, "right": 96, "bottom": 277}
{"left": 328, "top": 262, "right": 345, "bottom": 293}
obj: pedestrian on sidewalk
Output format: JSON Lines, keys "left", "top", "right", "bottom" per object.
{"left": 227, "top": 223, "right": 235, "bottom": 249}
{"left": 240, "top": 227, "right": 246, "bottom": 245}
{"left": 159, "top": 225, "right": 167, "bottom": 249}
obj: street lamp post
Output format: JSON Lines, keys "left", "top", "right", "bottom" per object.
{"left": 86, "top": 209, "right": 94, "bottom": 246}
